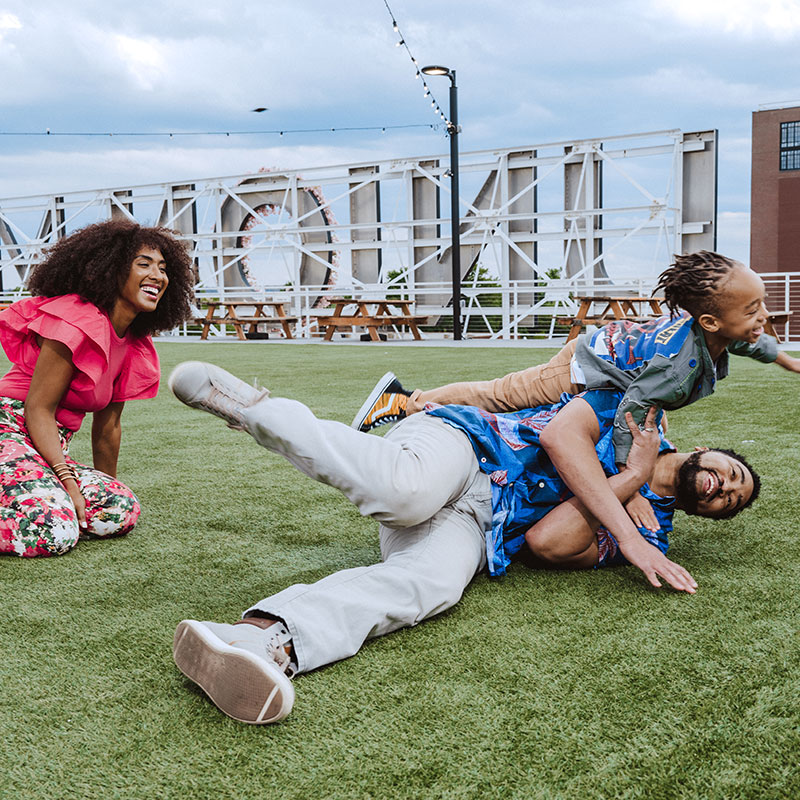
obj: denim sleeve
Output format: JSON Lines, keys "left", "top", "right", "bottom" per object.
{"left": 610, "top": 355, "right": 690, "bottom": 465}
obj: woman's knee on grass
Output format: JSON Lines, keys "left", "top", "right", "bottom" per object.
{"left": 0, "top": 498, "right": 81, "bottom": 556}
{"left": 79, "top": 471, "right": 141, "bottom": 538}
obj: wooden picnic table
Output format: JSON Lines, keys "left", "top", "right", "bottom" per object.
{"left": 318, "top": 297, "right": 428, "bottom": 341}
{"left": 562, "top": 295, "right": 665, "bottom": 341}
{"left": 196, "top": 299, "right": 297, "bottom": 340}
{"left": 561, "top": 296, "right": 794, "bottom": 343}
{"left": 764, "top": 309, "right": 794, "bottom": 343}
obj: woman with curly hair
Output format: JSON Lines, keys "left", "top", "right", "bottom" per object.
{"left": 0, "top": 219, "right": 194, "bottom": 557}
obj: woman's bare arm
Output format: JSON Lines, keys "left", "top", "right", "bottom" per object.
{"left": 24, "top": 338, "right": 87, "bottom": 528}
{"left": 92, "top": 402, "right": 124, "bottom": 477}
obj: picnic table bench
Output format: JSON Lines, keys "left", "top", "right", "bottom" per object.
{"left": 558, "top": 295, "right": 666, "bottom": 341}
{"left": 194, "top": 299, "right": 297, "bottom": 340}
{"left": 318, "top": 298, "right": 429, "bottom": 341}
{"left": 558, "top": 296, "right": 794, "bottom": 344}
{"left": 764, "top": 309, "right": 793, "bottom": 342}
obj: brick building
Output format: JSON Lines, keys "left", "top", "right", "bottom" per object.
{"left": 751, "top": 104, "right": 800, "bottom": 340}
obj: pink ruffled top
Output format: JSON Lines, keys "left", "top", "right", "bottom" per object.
{"left": 0, "top": 294, "right": 160, "bottom": 431}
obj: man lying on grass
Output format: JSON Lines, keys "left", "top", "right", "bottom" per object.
{"left": 167, "top": 361, "right": 759, "bottom": 725}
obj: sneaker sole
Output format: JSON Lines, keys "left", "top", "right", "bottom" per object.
{"left": 173, "top": 619, "right": 295, "bottom": 724}
{"left": 350, "top": 372, "right": 398, "bottom": 430}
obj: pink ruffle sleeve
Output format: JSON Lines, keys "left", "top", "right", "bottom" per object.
{"left": 112, "top": 336, "right": 160, "bottom": 402}
{"left": 0, "top": 294, "right": 160, "bottom": 403}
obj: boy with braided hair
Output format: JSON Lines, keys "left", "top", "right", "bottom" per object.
{"left": 352, "top": 251, "right": 800, "bottom": 529}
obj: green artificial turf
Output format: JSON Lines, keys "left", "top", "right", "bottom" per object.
{"left": 1, "top": 342, "right": 798, "bottom": 800}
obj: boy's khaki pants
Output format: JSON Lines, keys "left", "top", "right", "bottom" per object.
{"left": 407, "top": 339, "right": 581, "bottom": 415}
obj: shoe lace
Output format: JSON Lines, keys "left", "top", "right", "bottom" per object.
{"left": 365, "top": 412, "right": 402, "bottom": 431}
{"left": 202, "top": 384, "right": 269, "bottom": 429}
{"left": 262, "top": 622, "right": 296, "bottom": 678}
{"left": 269, "top": 645, "right": 296, "bottom": 678}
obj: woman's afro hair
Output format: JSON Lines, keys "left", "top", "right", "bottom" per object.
{"left": 26, "top": 219, "right": 195, "bottom": 337}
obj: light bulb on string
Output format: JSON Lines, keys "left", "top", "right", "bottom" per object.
{"left": 383, "top": 0, "right": 450, "bottom": 139}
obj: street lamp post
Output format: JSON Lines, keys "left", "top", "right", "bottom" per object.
{"left": 422, "top": 65, "right": 462, "bottom": 340}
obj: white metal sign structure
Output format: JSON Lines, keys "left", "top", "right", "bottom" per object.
{"left": 0, "top": 128, "right": 719, "bottom": 339}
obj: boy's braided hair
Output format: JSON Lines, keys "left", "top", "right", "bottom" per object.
{"left": 654, "top": 250, "right": 740, "bottom": 318}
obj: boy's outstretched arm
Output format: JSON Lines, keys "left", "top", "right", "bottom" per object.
{"left": 774, "top": 351, "right": 800, "bottom": 373}
{"left": 539, "top": 400, "right": 697, "bottom": 593}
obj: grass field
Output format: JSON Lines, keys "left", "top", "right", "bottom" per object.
{"left": 2, "top": 341, "right": 799, "bottom": 800}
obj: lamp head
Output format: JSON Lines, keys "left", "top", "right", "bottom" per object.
{"left": 421, "top": 65, "right": 452, "bottom": 77}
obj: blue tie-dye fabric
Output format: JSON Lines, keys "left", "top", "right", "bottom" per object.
{"left": 426, "top": 389, "right": 675, "bottom": 576}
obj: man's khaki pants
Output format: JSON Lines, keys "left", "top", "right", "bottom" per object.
{"left": 240, "top": 401, "right": 492, "bottom": 673}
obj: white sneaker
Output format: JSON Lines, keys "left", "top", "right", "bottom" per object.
{"left": 173, "top": 619, "right": 295, "bottom": 724}
{"left": 168, "top": 361, "right": 269, "bottom": 430}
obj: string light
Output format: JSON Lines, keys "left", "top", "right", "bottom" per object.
{"left": 381, "top": 0, "right": 451, "bottom": 129}
{"left": 0, "top": 123, "right": 440, "bottom": 139}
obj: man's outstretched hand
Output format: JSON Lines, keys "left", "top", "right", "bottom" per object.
{"left": 619, "top": 407, "right": 697, "bottom": 592}
{"left": 618, "top": 534, "right": 698, "bottom": 593}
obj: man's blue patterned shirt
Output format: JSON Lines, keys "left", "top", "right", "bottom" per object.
{"left": 426, "top": 389, "right": 676, "bottom": 576}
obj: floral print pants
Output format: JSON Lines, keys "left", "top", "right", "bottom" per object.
{"left": 0, "top": 397, "right": 141, "bottom": 557}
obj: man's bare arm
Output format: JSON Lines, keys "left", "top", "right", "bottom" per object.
{"left": 539, "top": 399, "right": 697, "bottom": 593}
{"left": 526, "top": 410, "right": 658, "bottom": 566}
{"left": 525, "top": 468, "right": 646, "bottom": 568}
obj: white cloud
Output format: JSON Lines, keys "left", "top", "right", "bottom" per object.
{"left": 623, "top": 66, "right": 762, "bottom": 108}
{"left": 716, "top": 211, "right": 750, "bottom": 262}
{"left": 112, "top": 34, "right": 167, "bottom": 92}
{"left": 0, "top": 10, "right": 20, "bottom": 44}
{"left": 0, "top": 11, "right": 20, "bottom": 28}
{"left": 654, "top": 0, "right": 800, "bottom": 38}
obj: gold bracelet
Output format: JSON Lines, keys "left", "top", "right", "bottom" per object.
{"left": 51, "top": 462, "right": 78, "bottom": 484}
{"left": 53, "top": 470, "right": 76, "bottom": 483}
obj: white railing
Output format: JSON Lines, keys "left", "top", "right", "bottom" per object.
{"left": 167, "top": 270, "right": 799, "bottom": 343}
{"left": 1, "top": 128, "right": 722, "bottom": 341}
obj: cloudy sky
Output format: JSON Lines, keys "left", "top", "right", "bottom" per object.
{"left": 1, "top": 0, "right": 798, "bottom": 261}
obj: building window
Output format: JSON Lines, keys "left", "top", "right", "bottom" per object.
{"left": 780, "top": 121, "right": 800, "bottom": 170}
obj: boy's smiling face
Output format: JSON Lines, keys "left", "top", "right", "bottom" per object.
{"left": 704, "top": 266, "right": 768, "bottom": 343}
